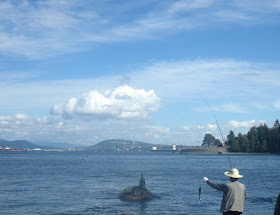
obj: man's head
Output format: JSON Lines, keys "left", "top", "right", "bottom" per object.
{"left": 229, "top": 177, "right": 238, "bottom": 182}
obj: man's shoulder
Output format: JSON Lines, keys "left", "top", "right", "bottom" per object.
{"left": 227, "top": 181, "right": 245, "bottom": 188}
{"left": 236, "top": 181, "right": 245, "bottom": 186}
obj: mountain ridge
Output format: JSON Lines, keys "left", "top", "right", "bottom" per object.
{"left": 0, "top": 138, "right": 178, "bottom": 152}
{"left": 85, "top": 139, "right": 157, "bottom": 152}
{"left": 0, "top": 139, "right": 52, "bottom": 149}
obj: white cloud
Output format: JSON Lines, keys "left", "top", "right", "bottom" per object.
{"left": 0, "top": 114, "right": 31, "bottom": 122}
{"left": 35, "top": 116, "right": 64, "bottom": 125}
{"left": 0, "top": 114, "right": 90, "bottom": 144}
{"left": 0, "top": 0, "right": 100, "bottom": 59}
{"left": 0, "top": 58, "right": 279, "bottom": 145}
{"left": 214, "top": 10, "right": 254, "bottom": 23}
{"left": 252, "top": 102, "right": 269, "bottom": 110}
{"left": 182, "top": 126, "right": 191, "bottom": 131}
{"left": 207, "top": 124, "right": 217, "bottom": 130}
{"left": 132, "top": 59, "right": 280, "bottom": 105}
{"left": 0, "top": 115, "right": 12, "bottom": 121}
{"left": 1, "top": 59, "right": 279, "bottom": 118}
{"left": 197, "top": 125, "right": 205, "bottom": 129}
{"left": 146, "top": 125, "right": 170, "bottom": 133}
{"left": 233, "top": 0, "right": 280, "bottom": 12}
{"left": 227, "top": 120, "right": 257, "bottom": 128}
{"left": 221, "top": 119, "right": 267, "bottom": 136}
{"left": 0, "top": 110, "right": 273, "bottom": 146}
{"left": 51, "top": 86, "right": 160, "bottom": 120}
{"left": 1, "top": 0, "right": 280, "bottom": 59}
{"left": 212, "top": 103, "right": 248, "bottom": 114}
{"left": 15, "top": 114, "right": 31, "bottom": 120}
{"left": 168, "top": 0, "right": 214, "bottom": 14}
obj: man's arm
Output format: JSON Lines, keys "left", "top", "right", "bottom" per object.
{"left": 203, "top": 177, "right": 227, "bottom": 192}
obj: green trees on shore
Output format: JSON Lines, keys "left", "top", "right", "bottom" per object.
{"left": 202, "top": 119, "right": 280, "bottom": 153}
{"left": 202, "top": 133, "right": 223, "bottom": 147}
{"left": 225, "top": 119, "right": 280, "bottom": 153}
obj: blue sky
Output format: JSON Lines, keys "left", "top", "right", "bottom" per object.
{"left": 0, "top": 0, "right": 280, "bottom": 146}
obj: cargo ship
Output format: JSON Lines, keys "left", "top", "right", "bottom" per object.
{"left": 0, "top": 147, "right": 21, "bottom": 151}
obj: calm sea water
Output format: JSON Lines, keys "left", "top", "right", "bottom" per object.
{"left": 0, "top": 151, "right": 279, "bottom": 215}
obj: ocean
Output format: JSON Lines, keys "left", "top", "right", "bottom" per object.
{"left": 0, "top": 151, "right": 279, "bottom": 215}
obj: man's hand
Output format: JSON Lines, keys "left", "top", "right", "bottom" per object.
{"left": 203, "top": 177, "right": 209, "bottom": 182}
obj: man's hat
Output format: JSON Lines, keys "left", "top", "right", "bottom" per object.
{"left": 224, "top": 168, "right": 243, "bottom": 178}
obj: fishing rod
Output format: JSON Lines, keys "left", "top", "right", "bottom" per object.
{"left": 202, "top": 97, "right": 233, "bottom": 169}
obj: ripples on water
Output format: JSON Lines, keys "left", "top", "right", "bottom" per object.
{"left": 0, "top": 152, "right": 279, "bottom": 215}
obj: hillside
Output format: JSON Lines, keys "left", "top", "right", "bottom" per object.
{"left": 35, "top": 141, "right": 81, "bottom": 149}
{"left": 86, "top": 139, "right": 154, "bottom": 152}
{"left": 0, "top": 139, "right": 52, "bottom": 150}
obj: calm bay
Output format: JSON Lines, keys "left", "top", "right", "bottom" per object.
{"left": 0, "top": 151, "right": 279, "bottom": 215}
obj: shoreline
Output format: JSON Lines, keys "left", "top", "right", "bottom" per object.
{"left": 178, "top": 151, "right": 279, "bottom": 155}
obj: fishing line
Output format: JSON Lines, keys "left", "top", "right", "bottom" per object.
{"left": 201, "top": 97, "right": 233, "bottom": 169}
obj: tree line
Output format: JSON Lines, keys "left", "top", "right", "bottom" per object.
{"left": 202, "top": 119, "right": 280, "bottom": 153}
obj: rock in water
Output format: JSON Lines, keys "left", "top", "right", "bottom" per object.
{"left": 119, "top": 186, "right": 153, "bottom": 201}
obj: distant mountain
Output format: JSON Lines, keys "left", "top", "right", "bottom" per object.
{"left": 35, "top": 141, "right": 81, "bottom": 149}
{"left": 86, "top": 139, "right": 154, "bottom": 152}
{"left": 0, "top": 139, "right": 51, "bottom": 149}
{"left": 0, "top": 138, "right": 178, "bottom": 151}
{"left": 0, "top": 139, "right": 9, "bottom": 143}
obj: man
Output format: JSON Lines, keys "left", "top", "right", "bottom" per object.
{"left": 203, "top": 168, "right": 247, "bottom": 215}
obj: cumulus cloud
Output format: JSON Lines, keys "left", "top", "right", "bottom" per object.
{"left": 0, "top": 113, "right": 85, "bottom": 143}
{"left": 0, "top": 115, "right": 12, "bottom": 121}
{"left": 14, "top": 114, "right": 31, "bottom": 120}
{"left": 0, "top": 114, "right": 31, "bottom": 122}
{"left": 0, "top": 111, "right": 272, "bottom": 146}
{"left": 220, "top": 119, "right": 267, "bottom": 137}
{"left": 1, "top": 58, "right": 279, "bottom": 145}
{"left": 3, "top": 58, "right": 279, "bottom": 121}
{"left": 207, "top": 124, "right": 217, "bottom": 130}
{"left": 182, "top": 126, "right": 191, "bottom": 131}
{"left": 51, "top": 86, "right": 160, "bottom": 120}
{"left": 227, "top": 120, "right": 257, "bottom": 128}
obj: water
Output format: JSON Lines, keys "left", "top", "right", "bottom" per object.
{"left": 0, "top": 151, "right": 279, "bottom": 215}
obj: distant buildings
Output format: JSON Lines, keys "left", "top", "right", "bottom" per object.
{"left": 0, "top": 146, "right": 43, "bottom": 151}
{"left": 151, "top": 144, "right": 177, "bottom": 152}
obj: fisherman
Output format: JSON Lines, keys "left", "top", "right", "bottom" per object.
{"left": 139, "top": 174, "right": 145, "bottom": 189}
{"left": 203, "top": 168, "right": 247, "bottom": 215}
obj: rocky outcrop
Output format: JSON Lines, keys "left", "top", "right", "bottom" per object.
{"left": 119, "top": 186, "right": 153, "bottom": 202}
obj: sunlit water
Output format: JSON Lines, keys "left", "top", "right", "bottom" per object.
{"left": 0, "top": 151, "right": 279, "bottom": 215}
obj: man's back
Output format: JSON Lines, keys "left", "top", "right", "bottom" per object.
{"left": 221, "top": 181, "right": 246, "bottom": 213}
{"left": 207, "top": 180, "right": 246, "bottom": 213}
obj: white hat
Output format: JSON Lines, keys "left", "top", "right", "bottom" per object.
{"left": 224, "top": 168, "right": 243, "bottom": 178}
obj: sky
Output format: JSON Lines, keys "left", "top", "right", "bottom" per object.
{"left": 0, "top": 0, "right": 280, "bottom": 146}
